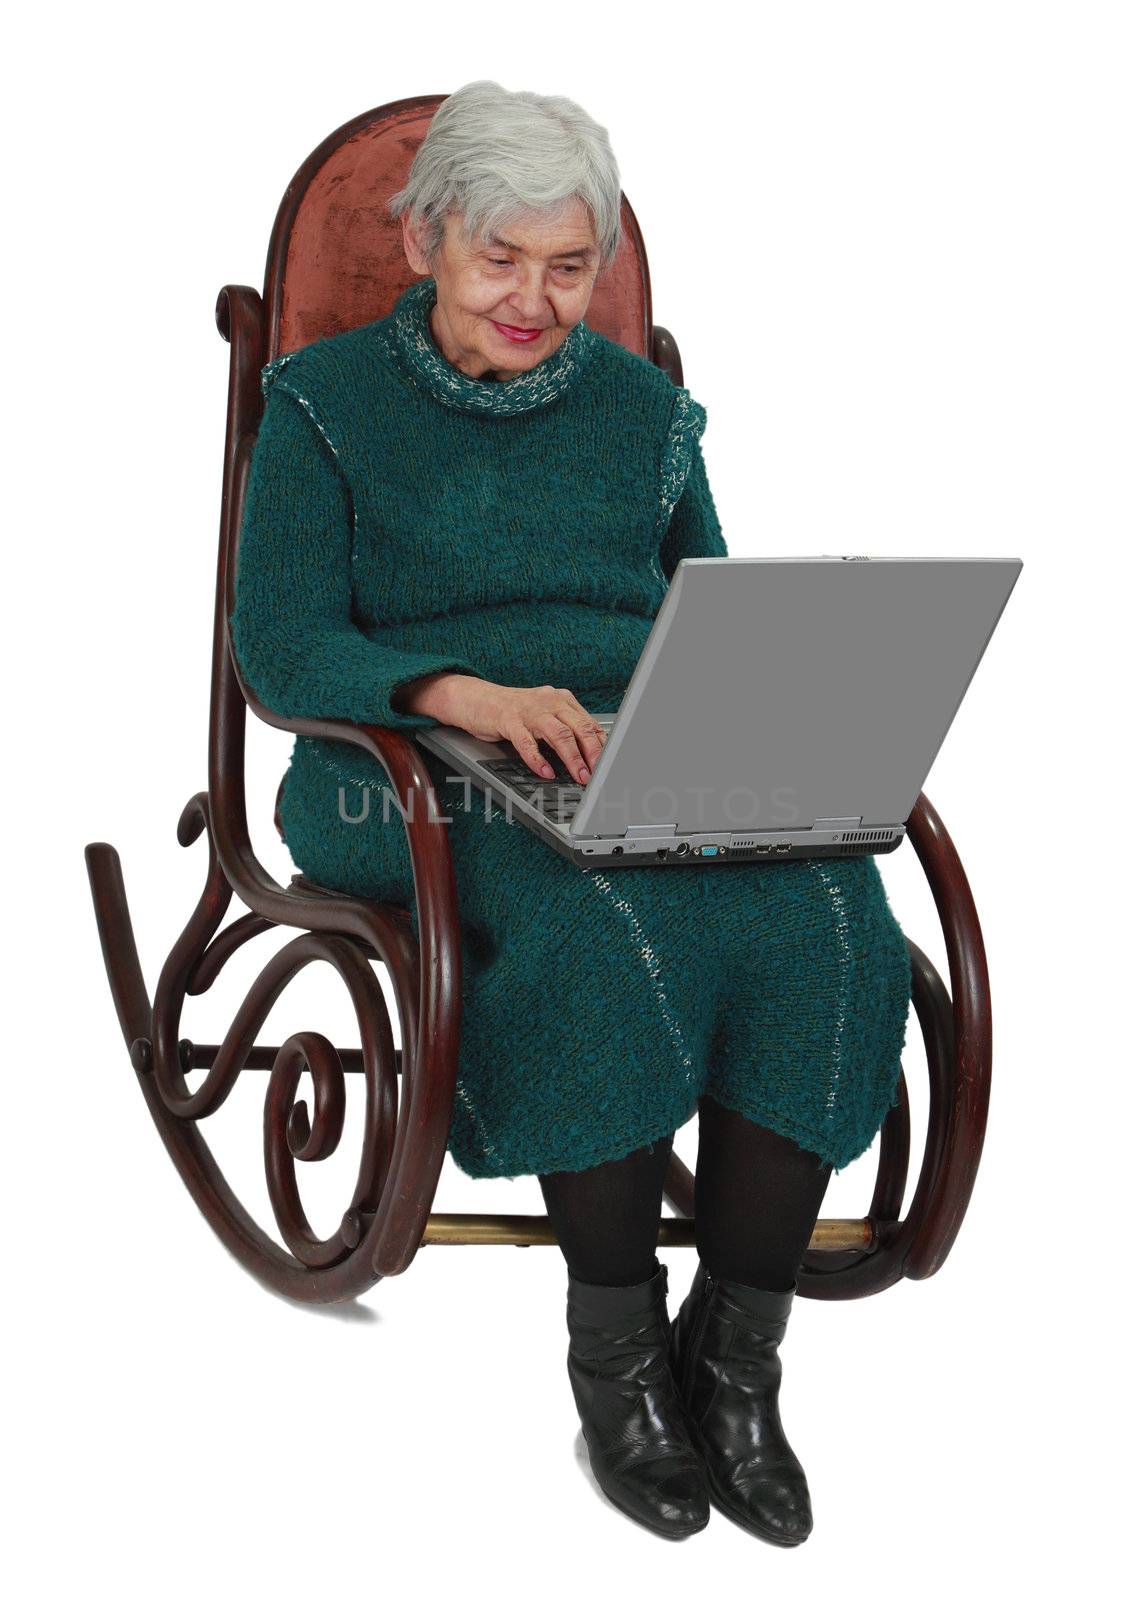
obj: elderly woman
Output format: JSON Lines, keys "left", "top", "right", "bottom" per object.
{"left": 232, "top": 80, "right": 911, "bottom": 1545}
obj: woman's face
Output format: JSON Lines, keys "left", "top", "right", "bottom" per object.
{"left": 401, "top": 196, "right": 601, "bottom": 381}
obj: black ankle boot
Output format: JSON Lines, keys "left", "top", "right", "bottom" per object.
{"left": 669, "top": 1259, "right": 812, "bottom": 1546}
{"left": 565, "top": 1258, "right": 710, "bottom": 1539}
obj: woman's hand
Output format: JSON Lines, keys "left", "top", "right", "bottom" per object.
{"left": 394, "top": 672, "right": 607, "bottom": 784}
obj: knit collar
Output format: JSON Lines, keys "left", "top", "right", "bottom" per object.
{"left": 384, "top": 276, "right": 594, "bottom": 417}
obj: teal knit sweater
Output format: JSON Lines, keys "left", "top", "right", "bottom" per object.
{"left": 230, "top": 276, "right": 912, "bottom": 1180}
{"left": 233, "top": 276, "right": 724, "bottom": 742}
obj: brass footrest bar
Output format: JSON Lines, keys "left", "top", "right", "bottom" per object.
{"left": 421, "top": 1214, "right": 874, "bottom": 1250}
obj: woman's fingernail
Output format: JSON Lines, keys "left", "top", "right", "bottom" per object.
{"left": 578, "top": 766, "right": 590, "bottom": 782}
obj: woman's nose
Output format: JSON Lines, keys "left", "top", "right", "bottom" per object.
{"left": 508, "top": 283, "right": 551, "bottom": 320}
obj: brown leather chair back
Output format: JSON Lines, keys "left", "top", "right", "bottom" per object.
{"left": 263, "top": 93, "right": 654, "bottom": 362}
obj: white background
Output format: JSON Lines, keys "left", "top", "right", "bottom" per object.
{"left": 8, "top": 1, "right": 1125, "bottom": 1591}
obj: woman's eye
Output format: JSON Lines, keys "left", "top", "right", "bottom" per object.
{"left": 487, "top": 259, "right": 581, "bottom": 273}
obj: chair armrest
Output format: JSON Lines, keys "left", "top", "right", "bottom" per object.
{"left": 231, "top": 637, "right": 451, "bottom": 889}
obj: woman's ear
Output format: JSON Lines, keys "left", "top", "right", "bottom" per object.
{"left": 401, "top": 211, "right": 430, "bottom": 277}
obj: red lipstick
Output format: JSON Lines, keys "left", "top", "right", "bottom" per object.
{"left": 490, "top": 320, "right": 545, "bottom": 344}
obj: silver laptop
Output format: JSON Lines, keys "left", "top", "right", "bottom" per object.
{"left": 415, "top": 555, "right": 1022, "bottom": 868}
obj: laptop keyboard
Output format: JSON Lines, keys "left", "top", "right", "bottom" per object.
{"left": 480, "top": 747, "right": 586, "bottom": 822}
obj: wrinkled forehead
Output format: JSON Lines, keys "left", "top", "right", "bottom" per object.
{"left": 448, "top": 201, "right": 599, "bottom": 260}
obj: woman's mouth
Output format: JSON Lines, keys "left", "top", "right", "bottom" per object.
{"left": 490, "top": 320, "right": 546, "bottom": 344}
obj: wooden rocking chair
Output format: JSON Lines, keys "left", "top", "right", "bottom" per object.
{"left": 84, "top": 94, "right": 991, "bottom": 1306}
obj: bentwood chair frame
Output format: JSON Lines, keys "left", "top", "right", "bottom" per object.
{"left": 85, "top": 95, "right": 991, "bottom": 1306}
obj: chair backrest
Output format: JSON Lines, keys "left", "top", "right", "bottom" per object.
{"left": 262, "top": 93, "right": 654, "bottom": 361}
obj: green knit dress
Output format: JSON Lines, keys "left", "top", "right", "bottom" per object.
{"left": 231, "top": 277, "right": 912, "bottom": 1180}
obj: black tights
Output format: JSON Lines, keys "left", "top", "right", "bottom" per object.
{"left": 537, "top": 1093, "right": 833, "bottom": 1292}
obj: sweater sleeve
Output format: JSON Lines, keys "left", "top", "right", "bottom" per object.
{"left": 230, "top": 380, "right": 486, "bottom": 731}
{"left": 657, "top": 392, "right": 729, "bottom": 582}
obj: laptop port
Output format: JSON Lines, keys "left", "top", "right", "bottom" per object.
{"left": 755, "top": 843, "right": 772, "bottom": 854}
{"left": 674, "top": 842, "right": 690, "bottom": 856}
{"left": 774, "top": 843, "right": 791, "bottom": 853}
{"left": 656, "top": 848, "right": 668, "bottom": 858}
{"left": 700, "top": 845, "right": 720, "bottom": 856}
{"left": 611, "top": 845, "right": 623, "bottom": 854}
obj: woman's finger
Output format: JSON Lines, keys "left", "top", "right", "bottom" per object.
{"left": 555, "top": 712, "right": 605, "bottom": 777}
{"left": 538, "top": 716, "right": 591, "bottom": 785}
{"left": 550, "top": 692, "right": 607, "bottom": 776}
{"left": 505, "top": 722, "right": 556, "bottom": 780}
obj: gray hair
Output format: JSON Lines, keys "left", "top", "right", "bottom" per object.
{"left": 387, "top": 80, "right": 622, "bottom": 273}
